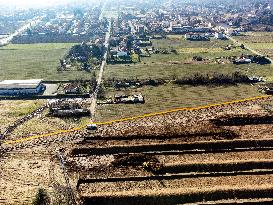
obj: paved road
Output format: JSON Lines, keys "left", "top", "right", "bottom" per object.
{"left": 0, "top": 16, "right": 43, "bottom": 46}
{"left": 89, "top": 0, "right": 111, "bottom": 121}
{"left": 90, "top": 22, "right": 111, "bottom": 120}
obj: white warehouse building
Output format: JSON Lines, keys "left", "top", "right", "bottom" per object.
{"left": 0, "top": 79, "right": 46, "bottom": 96}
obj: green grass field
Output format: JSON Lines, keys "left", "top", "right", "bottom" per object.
{"left": 234, "top": 32, "right": 273, "bottom": 59}
{"left": 11, "top": 112, "right": 90, "bottom": 140}
{"left": 95, "top": 84, "right": 261, "bottom": 122}
{"left": 96, "top": 35, "right": 271, "bottom": 121}
{"left": 105, "top": 62, "right": 273, "bottom": 81}
{"left": 0, "top": 100, "right": 45, "bottom": 133}
{"left": 0, "top": 43, "right": 96, "bottom": 80}
{"left": 105, "top": 37, "right": 272, "bottom": 80}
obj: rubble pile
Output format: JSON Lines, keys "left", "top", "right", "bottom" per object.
{"left": 48, "top": 99, "right": 90, "bottom": 117}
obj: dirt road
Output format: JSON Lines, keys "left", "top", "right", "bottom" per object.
{"left": 90, "top": 22, "right": 111, "bottom": 120}
{"left": 227, "top": 35, "right": 273, "bottom": 63}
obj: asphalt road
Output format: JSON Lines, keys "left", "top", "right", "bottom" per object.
{"left": 0, "top": 16, "right": 43, "bottom": 46}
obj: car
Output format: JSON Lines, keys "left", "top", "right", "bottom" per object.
{"left": 86, "top": 124, "right": 98, "bottom": 130}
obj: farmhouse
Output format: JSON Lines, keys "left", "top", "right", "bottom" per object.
{"left": 0, "top": 79, "right": 45, "bottom": 96}
{"left": 64, "top": 83, "right": 81, "bottom": 94}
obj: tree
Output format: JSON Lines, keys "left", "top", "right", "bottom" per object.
{"left": 90, "top": 72, "right": 97, "bottom": 92}
{"left": 97, "top": 85, "right": 106, "bottom": 99}
{"left": 126, "top": 36, "right": 134, "bottom": 53}
{"left": 26, "top": 28, "right": 32, "bottom": 35}
{"left": 91, "top": 44, "right": 103, "bottom": 59}
{"left": 32, "top": 188, "right": 50, "bottom": 205}
{"left": 73, "top": 8, "right": 83, "bottom": 18}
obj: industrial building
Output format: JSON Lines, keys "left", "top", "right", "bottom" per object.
{"left": 0, "top": 79, "right": 45, "bottom": 96}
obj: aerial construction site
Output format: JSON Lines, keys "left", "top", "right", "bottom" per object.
{"left": 3, "top": 96, "right": 273, "bottom": 204}
{"left": 1, "top": 0, "right": 273, "bottom": 204}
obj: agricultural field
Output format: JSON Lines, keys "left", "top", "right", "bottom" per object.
{"left": 234, "top": 32, "right": 273, "bottom": 59}
{"left": 0, "top": 43, "right": 96, "bottom": 81}
{"left": 105, "top": 36, "right": 268, "bottom": 80}
{"left": 98, "top": 35, "right": 271, "bottom": 122}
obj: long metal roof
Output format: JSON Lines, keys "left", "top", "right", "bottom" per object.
{"left": 0, "top": 79, "right": 43, "bottom": 90}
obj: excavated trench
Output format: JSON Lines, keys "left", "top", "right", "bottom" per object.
{"left": 71, "top": 138, "right": 273, "bottom": 156}
{"left": 211, "top": 114, "right": 273, "bottom": 126}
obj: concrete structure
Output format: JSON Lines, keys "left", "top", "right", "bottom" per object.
{"left": 0, "top": 79, "right": 45, "bottom": 96}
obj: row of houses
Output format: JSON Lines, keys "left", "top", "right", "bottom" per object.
{"left": 185, "top": 32, "right": 227, "bottom": 41}
{"left": 171, "top": 25, "right": 212, "bottom": 34}
{"left": 13, "top": 7, "right": 108, "bottom": 44}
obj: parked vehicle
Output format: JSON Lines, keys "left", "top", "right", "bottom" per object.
{"left": 86, "top": 124, "right": 98, "bottom": 130}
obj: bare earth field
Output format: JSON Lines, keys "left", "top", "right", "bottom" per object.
{"left": 69, "top": 97, "right": 273, "bottom": 204}
{"left": 2, "top": 97, "right": 273, "bottom": 204}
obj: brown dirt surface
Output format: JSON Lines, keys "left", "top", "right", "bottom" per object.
{"left": 0, "top": 144, "right": 77, "bottom": 205}
{"left": 2, "top": 97, "right": 273, "bottom": 204}
{"left": 79, "top": 174, "right": 273, "bottom": 195}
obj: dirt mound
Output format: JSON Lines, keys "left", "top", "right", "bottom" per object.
{"left": 112, "top": 154, "right": 163, "bottom": 174}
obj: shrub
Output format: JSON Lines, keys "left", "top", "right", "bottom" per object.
{"left": 97, "top": 85, "right": 106, "bottom": 99}
{"left": 174, "top": 72, "right": 251, "bottom": 86}
{"left": 32, "top": 188, "right": 50, "bottom": 205}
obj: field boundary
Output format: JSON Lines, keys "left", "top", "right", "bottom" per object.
{"left": 2, "top": 95, "right": 271, "bottom": 145}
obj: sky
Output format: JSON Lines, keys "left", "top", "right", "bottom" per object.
{"left": 0, "top": 0, "right": 89, "bottom": 8}
{"left": 0, "top": 0, "right": 62, "bottom": 7}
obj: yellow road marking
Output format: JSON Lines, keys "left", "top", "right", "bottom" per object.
{"left": 2, "top": 95, "right": 271, "bottom": 145}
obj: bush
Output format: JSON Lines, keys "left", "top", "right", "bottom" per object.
{"left": 32, "top": 188, "right": 50, "bottom": 205}
{"left": 97, "top": 86, "right": 106, "bottom": 99}
{"left": 193, "top": 56, "right": 203, "bottom": 61}
{"left": 171, "top": 49, "right": 178, "bottom": 55}
{"left": 174, "top": 72, "right": 251, "bottom": 86}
